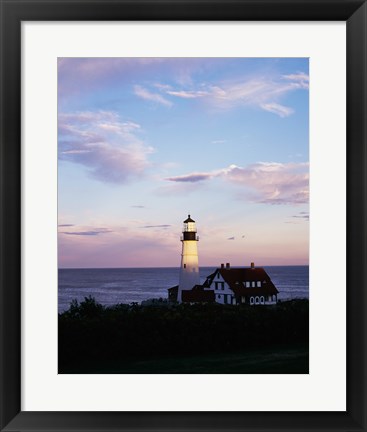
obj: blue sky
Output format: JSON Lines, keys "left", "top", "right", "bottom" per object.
{"left": 58, "top": 57, "right": 309, "bottom": 268}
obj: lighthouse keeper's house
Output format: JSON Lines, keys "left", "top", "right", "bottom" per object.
{"left": 200, "top": 262, "right": 278, "bottom": 305}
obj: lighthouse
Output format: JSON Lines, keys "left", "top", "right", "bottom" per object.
{"left": 178, "top": 215, "right": 200, "bottom": 303}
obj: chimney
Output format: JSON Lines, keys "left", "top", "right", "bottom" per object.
{"left": 221, "top": 263, "right": 224, "bottom": 269}
{"left": 226, "top": 262, "right": 230, "bottom": 269}
{"left": 251, "top": 262, "right": 255, "bottom": 269}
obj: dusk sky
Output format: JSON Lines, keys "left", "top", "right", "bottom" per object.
{"left": 58, "top": 58, "right": 309, "bottom": 268}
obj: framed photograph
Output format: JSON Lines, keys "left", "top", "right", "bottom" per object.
{"left": 57, "top": 55, "right": 310, "bottom": 376}
{"left": 1, "top": 0, "right": 366, "bottom": 431}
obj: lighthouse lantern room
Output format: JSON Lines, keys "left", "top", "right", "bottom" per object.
{"left": 178, "top": 215, "right": 200, "bottom": 303}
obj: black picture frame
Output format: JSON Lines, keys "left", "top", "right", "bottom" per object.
{"left": 1, "top": 1, "right": 366, "bottom": 431}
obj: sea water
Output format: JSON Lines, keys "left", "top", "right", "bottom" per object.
{"left": 58, "top": 266, "right": 309, "bottom": 313}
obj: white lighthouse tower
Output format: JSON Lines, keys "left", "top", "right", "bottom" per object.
{"left": 178, "top": 215, "right": 200, "bottom": 303}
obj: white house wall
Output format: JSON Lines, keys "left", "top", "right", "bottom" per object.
{"left": 210, "top": 275, "right": 234, "bottom": 305}
{"left": 204, "top": 271, "right": 277, "bottom": 306}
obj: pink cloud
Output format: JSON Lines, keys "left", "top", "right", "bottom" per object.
{"left": 58, "top": 111, "right": 154, "bottom": 184}
{"left": 166, "top": 162, "right": 309, "bottom": 205}
{"left": 134, "top": 85, "right": 172, "bottom": 107}
{"left": 226, "top": 162, "right": 309, "bottom": 204}
{"left": 58, "top": 224, "right": 178, "bottom": 268}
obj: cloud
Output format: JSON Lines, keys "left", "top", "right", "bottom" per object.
{"left": 157, "top": 72, "right": 309, "bottom": 117}
{"left": 58, "top": 111, "right": 154, "bottom": 184}
{"left": 131, "top": 205, "right": 146, "bottom": 208}
{"left": 58, "top": 221, "right": 179, "bottom": 268}
{"left": 283, "top": 72, "right": 309, "bottom": 89}
{"left": 292, "top": 212, "right": 309, "bottom": 221}
{"left": 58, "top": 58, "right": 167, "bottom": 98}
{"left": 166, "top": 90, "right": 208, "bottom": 99}
{"left": 226, "top": 162, "right": 309, "bottom": 204}
{"left": 165, "top": 172, "right": 215, "bottom": 183}
{"left": 134, "top": 85, "right": 172, "bottom": 107}
{"left": 227, "top": 237, "right": 235, "bottom": 240}
{"left": 260, "top": 103, "right": 294, "bottom": 118}
{"left": 142, "top": 224, "right": 171, "bottom": 229}
{"left": 58, "top": 224, "right": 75, "bottom": 227}
{"left": 61, "top": 228, "right": 113, "bottom": 236}
{"left": 166, "top": 162, "right": 309, "bottom": 205}
{"left": 58, "top": 58, "right": 211, "bottom": 100}
{"left": 58, "top": 58, "right": 308, "bottom": 118}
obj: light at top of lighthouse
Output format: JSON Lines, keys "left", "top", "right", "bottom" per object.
{"left": 182, "top": 214, "right": 197, "bottom": 232}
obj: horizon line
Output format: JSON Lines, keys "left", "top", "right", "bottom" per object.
{"left": 59, "top": 264, "right": 309, "bottom": 270}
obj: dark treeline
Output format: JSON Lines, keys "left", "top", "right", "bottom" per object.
{"left": 59, "top": 297, "right": 308, "bottom": 373}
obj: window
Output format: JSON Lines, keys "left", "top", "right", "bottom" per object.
{"left": 250, "top": 297, "right": 254, "bottom": 305}
{"left": 217, "top": 273, "right": 220, "bottom": 279}
{"left": 215, "top": 282, "right": 218, "bottom": 290}
{"left": 257, "top": 281, "right": 261, "bottom": 287}
{"left": 255, "top": 296, "right": 260, "bottom": 304}
{"left": 221, "top": 283, "right": 224, "bottom": 290}
{"left": 183, "top": 264, "right": 186, "bottom": 269}
{"left": 218, "top": 294, "right": 221, "bottom": 299}
{"left": 246, "top": 281, "right": 250, "bottom": 288}
{"left": 252, "top": 281, "right": 255, "bottom": 287}
{"left": 260, "top": 296, "right": 265, "bottom": 304}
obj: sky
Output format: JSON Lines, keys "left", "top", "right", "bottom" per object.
{"left": 58, "top": 57, "right": 309, "bottom": 268}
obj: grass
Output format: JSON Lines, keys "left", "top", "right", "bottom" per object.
{"left": 60, "top": 344, "right": 308, "bottom": 374}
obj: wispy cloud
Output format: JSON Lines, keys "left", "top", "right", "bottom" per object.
{"left": 227, "top": 236, "right": 235, "bottom": 240}
{"left": 292, "top": 211, "right": 309, "bottom": 221}
{"left": 260, "top": 103, "right": 294, "bottom": 118}
{"left": 61, "top": 228, "right": 113, "bottom": 236}
{"left": 58, "top": 111, "right": 154, "bottom": 184}
{"left": 211, "top": 140, "right": 227, "bottom": 145}
{"left": 155, "top": 72, "right": 309, "bottom": 117}
{"left": 165, "top": 172, "right": 215, "bottom": 183}
{"left": 58, "top": 224, "right": 75, "bottom": 227}
{"left": 166, "top": 90, "right": 208, "bottom": 99}
{"left": 283, "top": 72, "right": 309, "bottom": 89}
{"left": 134, "top": 85, "right": 172, "bottom": 107}
{"left": 142, "top": 224, "right": 171, "bottom": 229}
{"left": 166, "top": 162, "right": 309, "bottom": 205}
{"left": 131, "top": 205, "right": 146, "bottom": 208}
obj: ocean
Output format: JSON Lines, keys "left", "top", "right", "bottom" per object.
{"left": 58, "top": 266, "right": 309, "bottom": 313}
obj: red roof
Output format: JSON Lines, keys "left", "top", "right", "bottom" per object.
{"left": 215, "top": 267, "right": 279, "bottom": 296}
